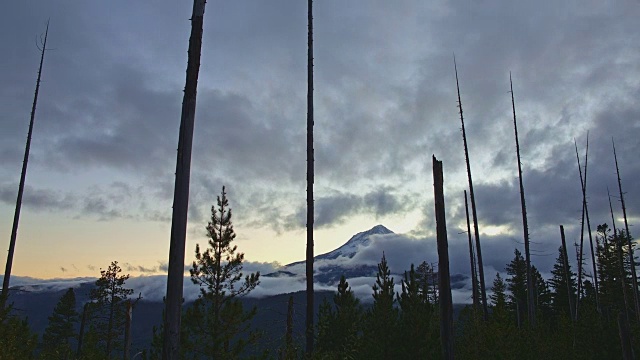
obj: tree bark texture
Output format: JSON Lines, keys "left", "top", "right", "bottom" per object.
{"left": 3, "top": 21, "right": 49, "bottom": 298}
{"left": 433, "top": 156, "right": 454, "bottom": 360}
{"left": 454, "top": 57, "right": 488, "bottom": 320}
{"left": 305, "top": 0, "right": 315, "bottom": 354}
{"left": 464, "top": 190, "right": 479, "bottom": 311}
{"left": 510, "top": 75, "right": 535, "bottom": 326}
{"left": 162, "top": 1, "right": 206, "bottom": 359}
{"left": 613, "top": 139, "right": 640, "bottom": 320}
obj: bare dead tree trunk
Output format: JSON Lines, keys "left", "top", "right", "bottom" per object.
{"left": 124, "top": 300, "right": 132, "bottom": 360}
{"left": 618, "top": 312, "right": 635, "bottom": 360}
{"left": 454, "top": 57, "right": 488, "bottom": 320}
{"left": 77, "top": 303, "right": 89, "bottom": 358}
{"left": 575, "top": 137, "right": 600, "bottom": 311}
{"left": 510, "top": 74, "right": 535, "bottom": 326}
{"left": 560, "top": 225, "right": 575, "bottom": 321}
{"left": 464, "top": 190, "right": 479, "bottom": 311}
{"left": 2, "top": 21, "right": 50, "bottom": 299}
{"left": 584, "top": 136, "right": 600, "bottom": 307}
{"left": 433, "top": 156, "right": 454, "bottom": 360}
{"left": 575, "top": 193, "right": 586, "bottom": 321}
{"left": 613, "top": 138, "right": 640, "bottom": 321}
{"left": 609, "top": 187, "right": 632, "bottom": 324}
{"left": 162, "top": 1, "right": 206, "bottom": 359}
{"left": 306, "top": 0, "right": 315, "bottom": 355}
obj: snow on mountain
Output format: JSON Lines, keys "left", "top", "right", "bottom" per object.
{"left": 263, "top": 224, "right": 469, "bottom": 297}
{"left": 287, "top": 224, "right": 393, "bottom": 265}
{"left": 316, "top": 224, "right": 394, "bottom": 260}
{"left": 264, "top": 224, "right": 396, "bottom": 284}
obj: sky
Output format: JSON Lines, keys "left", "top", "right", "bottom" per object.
{"left": 1, "top": 1, "right": 640, "bottom": 287}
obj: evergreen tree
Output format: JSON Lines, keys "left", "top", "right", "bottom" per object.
{"left": 490, "top": 273, "right": 507, "bottom": 311}
{"left": 0, "top": 298, "right": 37, "bottom": 359}
{"left": 143, "top": 323, "right": 163, "bottom": 360}
{"left": 362, "top": 253, "right": 397, "bottom": 360}
{"left": 581, "top": 279, "right": 596, "bottom": 307}
{"left": 397, "top": 264, "right": 438, "bottom": 358}
{"left": 415, "top": 261, "right": 438, "bottom": 304}
{"left": 278, "top": 295, "right": 297, "bottom": 360}
{"left": 506, "top": 249, "right": 527, "bottom": 326}
{"left": 531, "top": 265, "right": 552, "bottom": 318}
{"left": 316, "top": 276, "right": 363, "bottom": 359}
{"left": 87, "top": 260, "right": 134, "bottom": 358}
{"left": 548, "top": 246, "right": 577, "bottom": 318}
{"left": 40, "top": 288, "right": 78, "bottom": 359}
{"left": 183, "top": 186, "right": 260, "bottom": 358}
{"left": 596, "top": 224, "right": 632, "bottom": 319}
{"left": 77, "top": 326, "right": 107, "bottom": 360}
{"left": 488, "top": 272, "right": 513, "bottom": 332}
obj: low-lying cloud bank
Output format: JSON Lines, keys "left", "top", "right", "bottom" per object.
{"left": 4, "top": 226, "right": 534, "bottom": 305}
{"left": 4, "top": 272, "right": 475, "bottom": 305}
{"left": 6, "top": 226, "right": 529, "bottom": 305}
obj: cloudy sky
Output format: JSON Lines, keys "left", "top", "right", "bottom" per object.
{"left": 1, "top": 1, "right": 639, "bottom": 285}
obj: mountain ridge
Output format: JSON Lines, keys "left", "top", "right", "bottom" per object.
{"left": 264, "top": 224, "right": 397, "bottom": 284}
{"left": 282, "top": 224, "right": 394, "bottom": 268}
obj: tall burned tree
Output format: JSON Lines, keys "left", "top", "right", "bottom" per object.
{"left": 575, "top": 137, "right": 600, "bottom": 311}
{"left": 559, "top": 225, "right": 575, "bottom": 320}
{"left": 464, "top": 190, "right": 479, "bottom": 311}
{"left": 306, "top": 0, "right": 315, "bottom": 354}
{"left": 609, "top": 187, "right": 631, "bottom": 323}
{"left": 433, "top": 156, "right": 453, "bottom": 360}
{"left": 509, "top": 74, "right": 535, "bottom": 326}
{"left": 454, "top": 57, "right": 488, "bottom": 320}
{"left": 162, "top": 1, "right": 207, "bottom": 359}
{"left": 2, "top": 21, "right": 50, "bottom": 299}
{"left": 613, "top": 139, "right": 640, "bottom": 320}
{"left": 575, "top": 183, "right": 586, "bottom": 319}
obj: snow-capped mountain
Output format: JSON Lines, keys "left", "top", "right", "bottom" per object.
{"left": 316, "top": 224, "right": 394, "bottom": 260}
{"left": 263, "top": 224, "right": 469, "bottom": 290}
{"left": 289, "top": 224, "right": 393, "bottom": 264}
{"left": 264, "top": 224, "right": 395, "bottom": 284}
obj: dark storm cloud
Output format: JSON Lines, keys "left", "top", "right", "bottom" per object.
{"left": 363, "top": 187, "right": 410, "bottom": 217}
{"left": 80, "top": 197, "right": 123, "bottom": 221}
{"left": 3, "top": 1, "right": 639, "bottom": 187}
{"left": 191, "top": 90, "right": 305, "bottom": 186}
{"left": 1, "top": 0, "right": 640, "bottom": 280}
{"left": 470, "top": 140, "right": 587, "bottom": 232}
{"left": 0, "top": 184, "right": 74, "bottom": 211}
{"left": 41, "top": 66, "right": 180, "bottom": 174}
{"left": 473, "top": 181, "right": 521, "bottom": 227}
{"left": 0, "top": 179, "right": 167, "bottom": 222}
{"left": 313, "top": 193, "right": 362, "bottom": 228}
{"left": 280, "top": 188, "right": 416, "bottom": 230}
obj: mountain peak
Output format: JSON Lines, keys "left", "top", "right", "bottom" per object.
{"left": 313, "top": 224, "right": 394, "bottom": 261}
{"left": 365, "top": 224, "right": 393, "bottom": 235}
{"left": 278, "top": 224, "right": 396, "bottom": 270}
